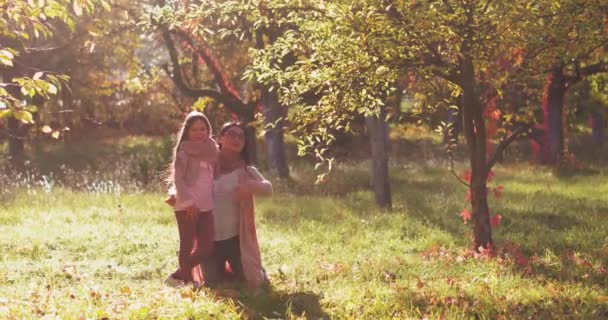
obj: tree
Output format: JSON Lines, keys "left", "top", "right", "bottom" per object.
{"left": 251, "top": 0, "right": 559, "bottom": 249}
{"left": 0, "top": 0, "right": 109, "bottom": 159}
{"left": 519, "top": 0, "right": 608, "bottom": 164}
{"left": 143, "top": 0, "right": 324, "bottom": 176}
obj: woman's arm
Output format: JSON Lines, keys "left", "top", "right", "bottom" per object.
{"left": 201, "top": 138, "right": 219, "bottom": 165}
{"left": 244, "top": 166, "right": 273, "bottom": 197}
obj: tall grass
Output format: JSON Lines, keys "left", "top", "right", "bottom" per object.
{"left": 0, "top": 133, "right": 607, "bottom": 319}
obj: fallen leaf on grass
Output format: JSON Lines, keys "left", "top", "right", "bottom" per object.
{"left": 417, "top": 278, "right": 425, "bottom": 289}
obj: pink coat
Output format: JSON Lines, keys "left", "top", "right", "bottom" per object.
{"left": 237, "top": 166, "right": 272, "bottom": 289}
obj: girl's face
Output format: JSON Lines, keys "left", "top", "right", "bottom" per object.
{"left": 219, "top": 126, "right": 245, "bottom": 153}
{"left": 186, "top": 119, "right": 209, "bottom": 141}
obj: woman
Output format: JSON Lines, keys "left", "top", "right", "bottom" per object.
{"left": 203, "top": 122, "right": 272, "bottom": 291}
{"left": 165, "top": 122, "right": 272, "bottom": 291}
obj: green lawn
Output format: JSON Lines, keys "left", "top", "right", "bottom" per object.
{"left": 1, "top": 136, "right": 607, "bottom": 319}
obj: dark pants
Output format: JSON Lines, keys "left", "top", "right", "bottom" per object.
{"left": 172, "top": 210, "right": 214, "bottom": 283}
{"left": 202, "top": 236, "right": 242, "bottom": 287}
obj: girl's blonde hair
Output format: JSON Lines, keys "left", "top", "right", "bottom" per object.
{"left": 166, "top": 111, "right": 212, "bottom": 186}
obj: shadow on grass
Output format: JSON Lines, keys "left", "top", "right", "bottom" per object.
{"left": 227, "top": 288, "right": 328, "bottom": 320}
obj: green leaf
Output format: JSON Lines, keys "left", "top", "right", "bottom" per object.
{"left": 21, "top": 85, "right": 31, "bottom": 97}
{"left": 14, "top": 110, "right": 34, "bottom": 124}
{"left": 0, "top": 49, "right": 15, "bottom": 60}
{"left": 0, "top": 49, "right": 14, "bottom": 66}
{"left": 73, "top": 1, "right": 83, "bottom": 16}
{"left": 47, "top": 84, "right": 58, "bottom": 95}
{"left": 25, "top": 105, "right": 39, "bottom": 113}
{"left": 100, "top": 0, "right": 111, "bottom": 11}
{"left": 0, "top": 109, "right": 12, "bottom": 119}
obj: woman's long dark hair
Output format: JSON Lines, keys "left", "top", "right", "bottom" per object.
{"left": 218, "top": 122, "right": 251, "bottom": 165}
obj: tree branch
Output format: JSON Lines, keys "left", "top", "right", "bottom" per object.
{"left": 174, "top": 29, "right": 242, "bottom": 102}
{"left": 566, "top": 62, "right": 608, "bottom": 84}
{"left": 450, "top": 155, "right": 471, "bottom": 188}
{"left": 159, "top": 26, "right": 229, "bottom": 105}
{"left": 486, "top": 124, "right": 528, "bottom": 172}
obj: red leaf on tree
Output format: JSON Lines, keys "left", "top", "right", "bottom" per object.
{"left": 487, "top": 170, "right": 495, "bottom": 182}
{"left": 486, "top": 120, "right": 498, "bottom": 137}
{"left": 493, "top": 186, "right": 504, "bottom": 199}
{"left": 407, "top": 72, "right": 417, "bottom": 89}
{"left": 512, "top": 47, "right": 525, "bottom": 66}
{"left": 486, "top": 140, "right": 494, "bottom": 158}
{"left": 490, "top": 214, "right": 503, "bottom": 227}
{"left": 459, "top": 209, "right": 471, "bottom": 224}
{"left": 462, "top": 170, "right": 471, "bottom": 183}
{"left": 466, "top": 190, "right": 471, "bottom": 201}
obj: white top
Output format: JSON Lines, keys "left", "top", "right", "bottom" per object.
{"left": 174, "top": 161, "right": 214, "bottom": 212}
{"left": 212, "top": 169, "right": 241, "bottom": 241}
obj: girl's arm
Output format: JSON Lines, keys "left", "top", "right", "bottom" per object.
{"left": 174, "top": 150, "right": 194, "bottom": 207}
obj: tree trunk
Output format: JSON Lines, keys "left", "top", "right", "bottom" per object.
{"left": 240, "top": 108, "right": 258, "bottom": 165}
{"left": 261, "top": 88, "right": 290, "bottom": 178}
{"left": 7, "top": 116, "right": 25, "bottom": 162}
{"left": 461, "top": 56, "right": 492, "bottom": 250}
{"left": 541, "top": 68, "right": 567, "bottom": 164}
{"left": 365, "top": 107, "right": 392, "bottom": 209}
{"left": 590, "top": 111, "right": 605, "bottom": 145}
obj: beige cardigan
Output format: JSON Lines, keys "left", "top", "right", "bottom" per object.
{"left": 237, "top": 166, "right": 272, "bottom": 289}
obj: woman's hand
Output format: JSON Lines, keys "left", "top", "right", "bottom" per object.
{"left": 234, "top": 182, "right": 254, "bottom": 201}
{"left": 186, "top": 204, "right": 198, "bottom": 216}
{"left": 234, "top": 171, "right": 254, "bottom": 201}
{"left": 165, "top": 195, "right": 176, "bottom": 207}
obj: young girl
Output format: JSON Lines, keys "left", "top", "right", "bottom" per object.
{"left": 165, "top": 111, "right": 218, "bottom": 288}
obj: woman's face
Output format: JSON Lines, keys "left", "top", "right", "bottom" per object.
{"left": 186, "top": 119, "right": 209, "bottom": 141}
{"left": 219, "top": 125, "right": 245, "bottom": 153}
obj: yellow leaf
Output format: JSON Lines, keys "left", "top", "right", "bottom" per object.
{"left": 41, "top": 125, "right": 52, "bottom": 133}
{"left": 73, "top": 1, "right": 83, "bottom": 16}
{"left": 0, "top": 109, "right": 11, "bottom": 119}
{"left": 14, "top": 110, "right": 34, "bottom": 124}
{"left": 52, "top": 131, "right": 60, "bottom": 139}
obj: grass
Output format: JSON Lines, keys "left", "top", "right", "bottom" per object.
{"left": 0, "top": 133, "right": 607, "bottom": 319}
